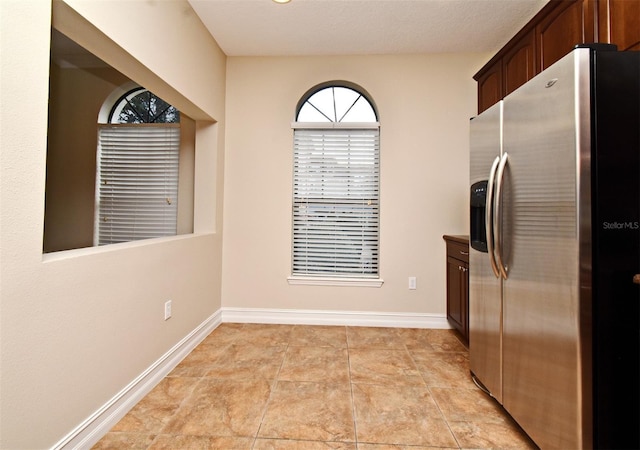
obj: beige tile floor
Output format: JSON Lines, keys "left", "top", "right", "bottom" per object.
{"left": 94, "top": 324, "right": 537, "bottom": 449}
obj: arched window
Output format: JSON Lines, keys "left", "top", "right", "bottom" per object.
{"left": 108, "top": 87, "right": 180, "bottom": 124}
{"left": 290, "top": 82, "right": 381, "bottom": 283}
{"left": 296, "top": 85, "right": 377, "bottom": 123}
{"left": 95, "top": 87, "right": 181, "bottom": 245}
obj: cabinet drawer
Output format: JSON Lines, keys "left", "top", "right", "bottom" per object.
{"left": 446, "top": 240, "right": 469, "bottom": 263}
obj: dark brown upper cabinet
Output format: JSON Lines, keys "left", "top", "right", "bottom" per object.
{"left": 474, "top": 0, "right": 639, "bottom": 113}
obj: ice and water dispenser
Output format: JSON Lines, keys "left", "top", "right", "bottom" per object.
{"left": 470, "top": 180, "right": 488, "bottom": 253}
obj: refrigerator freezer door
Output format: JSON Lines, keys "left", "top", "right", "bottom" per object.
{"left": 500, "top": 49, "right": 590, "bottom": 449}
{"left": 469, "top": 101, "right": 503, "bottom": 404}
{"left": 589, "top": 50, "right": 639, "bottom": 449}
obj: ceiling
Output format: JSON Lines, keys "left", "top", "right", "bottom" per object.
{"left": 188, "top": 0, "right": 549, "bottom": 56}
{"left": 51, "top": 0, "right": 550, "bottom": 69}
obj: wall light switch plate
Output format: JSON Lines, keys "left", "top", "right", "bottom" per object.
{"left": 164, "top": 300, "right": 172, "bottom": 320}
{"left": 408, "top": 277, "right": 417, "bottom": 290}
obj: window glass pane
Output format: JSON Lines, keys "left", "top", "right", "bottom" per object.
{"left": 307, "top": 88, "right": 336, "bottom": 121}
{"left": 341, "top": 96, "right": 377, "bottom": 122}
{"left": 297, "top": 86, "right": 376, "bottom": 123}
{"left": 332, "top": 87, "right": 360, "bottom": 121}
{"left": 111, "top": 89, "right": 180, "bottom": 124}
{"left": 297, "top": 103, "right": 332, "bottom": 122}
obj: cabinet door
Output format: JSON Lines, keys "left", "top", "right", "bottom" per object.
{"left": 503, "top": 30, "right": 536, "bottom": 96}
{"left": 475, "top": 60, "right": 503, "bottom": 114}
{"left": 460, "top": 261, "right": 469, "bottom": 340}
{"left": 447, "top": 256, "right": 468, "bottom": 337}
{"left": 446, "top": 256, "right": 463, "bottom": 331}
{"left": 599, "top": 0, "right": 640, "bottom": 50}
{"left": 537, "top": 0, "right": 596, "bottom": 71}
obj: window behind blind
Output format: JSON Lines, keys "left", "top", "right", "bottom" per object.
{"left": 95, "top": 88, "right": 181, "bottom": 245}
{"left": 292, "top": 83, "right": 380, "bottom": 278}
{"left": 96, "top": 124, "right": 180, "bottom": 245}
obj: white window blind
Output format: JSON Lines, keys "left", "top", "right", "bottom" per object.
{"left": 96, "top": 124, "right": 180, "bottom": 245}
{"left": 292, "top": 127, "right": 380, "bottom": 277}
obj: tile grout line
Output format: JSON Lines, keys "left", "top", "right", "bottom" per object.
{"left": 345, "top": 326, "right": 360, "bottom": 448}
{"left": 250, "top": 326, "right": 292, "bottom": 449}
{"left": 405, "top": 343, "right": 459, "bottom": 449}
{"left": 406, "top": 337, "right": 465, "bottom": 450}
{"left": 403, "top": 337, "right": 462, "bottom": 449}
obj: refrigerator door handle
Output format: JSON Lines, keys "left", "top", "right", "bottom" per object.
{"left": 486, "top": 155, "right": 501, "bottom": 278}
{"left": 494, "top": 152, "right": 509, "bottom": 280}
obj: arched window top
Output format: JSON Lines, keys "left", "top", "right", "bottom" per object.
{"left": 296, "top": 83, "right": 378, "bottom": 123}
{"left": 108, "top": 87, "right": 180, "bottom": 124}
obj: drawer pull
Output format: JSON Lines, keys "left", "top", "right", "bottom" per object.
{"left": 460, "top": 251, "right": 469, "bottom": 256}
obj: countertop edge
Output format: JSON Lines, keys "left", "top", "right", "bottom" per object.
{"left": 443, "top": 235, "right": 469, "bottom": 245}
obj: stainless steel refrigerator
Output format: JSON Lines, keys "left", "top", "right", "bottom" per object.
{"left": 469, "top": 44, "right": 639, "bottom": 449}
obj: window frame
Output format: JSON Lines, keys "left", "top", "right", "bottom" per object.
{"left": 288, "top": 83, "right": 383, "bottom": 287}
{"left": 94, "top": 87, "right": 182, "bottom": 246}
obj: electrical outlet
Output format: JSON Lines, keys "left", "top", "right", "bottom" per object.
{"left": 408, "top": 277, "right": 417, "bottom": 290}
{"left": 164, "top": 300, "right": 172, "bottom": 320}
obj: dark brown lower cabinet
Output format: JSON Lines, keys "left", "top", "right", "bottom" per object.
{"left": 443, "top": 235, "right": 469, "bottom": 344}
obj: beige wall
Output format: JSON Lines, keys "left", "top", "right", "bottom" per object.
{"left": 0, "top": 0, "right": 226, "bottom": 448}
{"left": 222, "top": 54, "right": 487, "bottom": 314}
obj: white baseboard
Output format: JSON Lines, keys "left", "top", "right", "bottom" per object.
{"left": 221, "top": 307, "right": 451, "bottom": 329}
{"left": 53, "top": 310, "right": 222, "bottom": 450}
{"left": 53, "top": 307, "right": 448, "bottom": 449}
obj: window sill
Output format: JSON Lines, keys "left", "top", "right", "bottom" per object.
{"left": 287, "top": 276, "right": 384, "bottom": 288}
